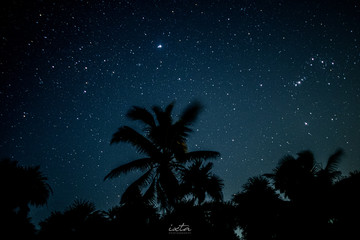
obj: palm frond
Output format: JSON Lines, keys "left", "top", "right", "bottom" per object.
{"left": 104, "top": 158, "right": 153, "bottom": 180}
{"left": 242, "top": 176, "right": 270, "bottom": 193}
{"left": 126, "top": 106, "right": 156, "bottom": 127}
{"left": 120, "top": 168, "right": 155, "bottom": 204}
{"left": 325, "top": 148, "right": 344, "bottom": 173}
{"left": 297, "top": 150, "right": 316, "bottom": 172}
{"left": 202, "top": 162, "right": 214, "bottom": 173}
{"left": 165, "top": 101, "right": 175, "bottom": 115}
{"left": 158, "top": 165, "right": 180, "bottom": 205}
{"left": 143, "top": 180, "right": 157, "bottom": 206}
{"left": 178, "top": 100, "right": 203, "bottom": 127}
{"left": 278, "top": 155, "right": 296, "bottom": 166}
{"left": 136, "top": 167, "right": 156, "bottom": 187}
{"left": 110, "top": 126, "right": 158, "bottom": 156}
{"left": 23, "top": 165, "right": 53, "bottom": 206}
{"left": 155, "top": 180, "right": 168, "bottom": 210}
{"left": 151, "top": 105, "right": 162, "bottom": 117}
{"left": 152, "top": 105, "right": 172, "bottom": 127}
{"left": 207, "top": 174, "right": 224, "bottom": 202}
{"left": 67, "top": 199, "right": 96, "bottom": 214}
{"left": 171, "top": 123, "right": 193, "bottom": 141}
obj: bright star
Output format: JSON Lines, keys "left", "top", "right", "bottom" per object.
{"left": 157, "top": 44, "right": 163, "bottom": 49}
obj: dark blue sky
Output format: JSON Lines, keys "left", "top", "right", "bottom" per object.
{"left": 1, "top": 0, "right": 360, "bottom": 225}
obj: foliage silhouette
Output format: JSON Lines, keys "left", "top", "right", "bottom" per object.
{"left": 233, "top": 176, "right": 283, "bottom": 240}
{"left": 0, "top": 158, "right": 52, "bottom": 239}
{"left": 263, "top": 150, "right": 317, "bottom": 202}
{"left": 179, "top": 160, "right": 224, "bottom": 204}
{"left": 330, "top": 170, "right": 360, "bottom": 240}
{"left": 104, "top": 101, "right": 220, "bottom": 211}
{"left": 262, "top": 148, "right": 348, "bottom": 240}
{"left": 38, "top": 199, "right": 109, "bottom": 239}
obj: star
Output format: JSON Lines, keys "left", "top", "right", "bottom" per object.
{"left": 157, "top": 44, "right": 163, "bottom": 49}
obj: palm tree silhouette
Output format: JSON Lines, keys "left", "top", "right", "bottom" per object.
{"left": 264, "top": 149, "right": 344, "bottom": 202}
{"left": 179, "top": 160, "right": 223, "bottom": 204}
{"left": 0, "top": 159, "right": 52, "bottom": 214}
{"left": 316, "top": 148, "right": 343, "bottom": 187}
{"left": 104, "top": 101, "right": 220, "bottom": 210}
{"left": 264, "top": 149, "right": 345, "bottom": 240}
{"left": 0, "top": 158, "right": 52, "bottom": 239}
{"left": 264, "top": 150, "right": 317, "bottom": 202}
{"left": 232, "top": 176, "right": 282, "bottom": 240}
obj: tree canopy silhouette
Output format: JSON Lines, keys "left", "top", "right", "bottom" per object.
{"left": 38, "top": 200, "right": 108, "bottom": 239}
{"left": 179, "top": 160, "right": 224, "bottom": 204}
{"left": 0, "top": 158, "right": 52, "bottom": 239}
{"left": 104, "top": 101, "right": 220, "bottom": 210}
{"left": 262, "top": 149, "right": 348, "bottom": 240}
{"left": 233, "top": 176, "right": 283, "bottom": 240}
{"left": 264, "top": 149, "right": 344, "bottom": 202}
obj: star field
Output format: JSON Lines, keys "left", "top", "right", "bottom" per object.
{"left": 1, "top": 0, "right": 360, "bottom": 225}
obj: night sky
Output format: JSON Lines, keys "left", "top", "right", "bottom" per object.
{"left": 1, "top": 0, "right": 360, "bottom": 225}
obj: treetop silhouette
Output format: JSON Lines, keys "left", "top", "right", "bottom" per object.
{"left": 0, "top": 158, "right": 52, "bottom": 239}
{"left": 104, "top": 101, "right": 221, "bottom": 210}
